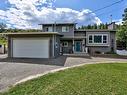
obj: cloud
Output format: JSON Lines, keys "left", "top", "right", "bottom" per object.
{"left": 0, "top": 0, "right": 102, "bottom": 29}
{"left": 114, "top": 19, "right": 123, "bottom": 25}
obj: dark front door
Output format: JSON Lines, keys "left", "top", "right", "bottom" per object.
{"left": 75, "top": 41, "right": 81, "bottom": 52}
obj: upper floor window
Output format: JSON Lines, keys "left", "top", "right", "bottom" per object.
{"left": 62, "top": 26, "right": 69, "bottom": 32}
{"left": 88, "top": 34, "right": 108, "bottom": 44}
{"left": 46, "top": 27, "right": 53, "bottom": 32}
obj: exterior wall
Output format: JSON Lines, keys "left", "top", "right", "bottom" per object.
{"left": 8, "top": 36, "right": 12, "bottom": 57}
{"left": 54, "top": 35, "right": 60, "bottom": 57}
{"left": 74, "top": 31, "right": 86, "bottom": 37}
{"left": 60, "top": 31, "right": 116, "bottom": 54}
{"left": 108, "top": 22, "right": 117, "bottom": 30}
{"left": 86, "top": 31, "right": 110, "bottom": 46}
{"left": 60, "top": 40, "right": 73, "bottom": 53}
{"left": 88, "top": 46, "right": 111, "bottom": 54}
{"left": 110, "top": 32, "right": 116, "bottom": 52}
{"left": 42, "top": 24, "right": 74, "bottom": 37}
{"left": 86, "top": 31, "right": 116, "bottom": 54}
{"left": 8, "top": 34, "right": 60, "bottom": 58}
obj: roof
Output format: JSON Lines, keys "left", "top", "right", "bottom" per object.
{"left": 0, "top": 32, "right": 62, "bottom": 36}
{"left": 75, "top": 29, "right": 116, "bottom": 32}
{"left": 38, "top": 22, "right": 77, "bottom": 25}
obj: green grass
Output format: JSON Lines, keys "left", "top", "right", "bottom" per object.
{"left": 1, "top": 63, "right": 127, "bottom": 95}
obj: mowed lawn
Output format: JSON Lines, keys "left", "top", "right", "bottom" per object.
{"left": 1, "top": 63, "right": 127, "bottom": 95}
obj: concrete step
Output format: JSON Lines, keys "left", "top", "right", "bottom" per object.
{"left": 63, "top": 52, "right": 90, "bottom": 57}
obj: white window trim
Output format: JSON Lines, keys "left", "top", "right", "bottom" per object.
{"left": 88, "top": 34, "right": 108, "bottom": 44}
{"left": 62, "top": 26, "right": 69, "bottom": 32}
{"left": 63, "top": 42, "right": 68, "bottom": 47}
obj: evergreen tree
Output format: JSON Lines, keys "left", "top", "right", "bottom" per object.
{"left": 0, "top": 23, "right": 7, "bottom": 33}
{"left": 117, "top": 8, "right": 127, "bottom": 49}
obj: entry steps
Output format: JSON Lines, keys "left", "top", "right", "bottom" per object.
{"left": 63, "top": 52, "right": 90, "bottom": 57}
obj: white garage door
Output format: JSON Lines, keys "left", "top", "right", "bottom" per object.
{"left": 13, "top": 38, "right": 49, "bottom": 58}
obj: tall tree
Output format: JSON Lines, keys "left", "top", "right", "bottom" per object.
{"left": 117, "top": 8, "right": 127, "bottom": 49}
{"left": 93, "top": 24, "right": 97, "bottom": 29}
{"left": 0, "top": 23, "right": 7, "bottom": 33}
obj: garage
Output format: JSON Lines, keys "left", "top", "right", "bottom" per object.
{"left": 13, "top": 38, "right": 49, "bottom": 58}
{"left": 4, "top": 32, "right": 61, "bottom": 59}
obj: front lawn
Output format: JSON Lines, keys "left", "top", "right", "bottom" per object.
{"left": 1, "top": 63, "right": 127, "bottom": 95}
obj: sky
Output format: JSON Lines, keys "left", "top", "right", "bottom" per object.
{"left": 0, "top": 0, "right": 126, "bottom": 29}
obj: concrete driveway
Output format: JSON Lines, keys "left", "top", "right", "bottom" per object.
{"left": 0, "top": 54, "right": 127, "bottom": 92}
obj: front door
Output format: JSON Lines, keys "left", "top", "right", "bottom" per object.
{"left": 75, "top": 41, "right": 81, "bottom": 52}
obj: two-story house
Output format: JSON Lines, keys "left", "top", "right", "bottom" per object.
{"left": 39, "top": 22, "right": 116, "bottom": 54}
{"left": 5, "top": 22, "right": 116, "bottom": 59}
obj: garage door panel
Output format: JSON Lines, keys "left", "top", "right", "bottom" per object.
{"left": 13, "top": 38, "right": 49, "bottom": 58}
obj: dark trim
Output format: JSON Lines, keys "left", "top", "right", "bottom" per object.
{"left": 38, "top": 23, "right": 77, "bottom": 25}
{"left": 1, "top": 32, "right": 62, "bottom": 36}
{"left": 75, "top": 29, "right": 116, "bottom": 32}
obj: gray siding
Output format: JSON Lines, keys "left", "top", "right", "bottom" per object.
{"left": 74, "top": 31, "right": 86, "bottom": 38}
{"left": 42, "top": 25, "right": 74, "bottom": 37}
{"left": 86, "top": 31, "right": 110, "bottom": 46}
{"left": 54, "top": 35, "right": 60, "bottom": 57}
{"left": 88, "top": 46, "right": 111, "bottom": 54}
{"left": 86, "top": 31, "right": 116, "bottom": 54}
{"left": 110, "top": 32, "right": 116, "bottom": 52}
{"left": 61, "top": 40, "right": 73, "bottom": 53}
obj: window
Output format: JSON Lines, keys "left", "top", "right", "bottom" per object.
{"left": 103, "top": 35, "right": 107, "bottom": 43}
{"left": 88, "top": 34, "right": 108, "bottom": 44}
{"left": 62, "top": 42, "right": 68, "bottom": 47}
{"left": 46, "top": 27, "right": 52, "bottom": 32}
{"left": 89, "top": 35, "right": 93, "bottom": 43}
{"left": 62, "top": 26, "right": 69, "bottom": 32}
{"left": 94, "top": 35, "right": 102, "bottom": 43}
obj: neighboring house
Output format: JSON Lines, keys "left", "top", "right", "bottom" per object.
{"left": 5, "top": 22, "right": 116, "bottom": 59}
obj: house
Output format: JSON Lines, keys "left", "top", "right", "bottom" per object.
{"left": 5, "top": 22, "right": 116, "bottom": 58}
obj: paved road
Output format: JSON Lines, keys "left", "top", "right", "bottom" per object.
{"left": 0, "top": 54, "right": 126, "bottom": 92}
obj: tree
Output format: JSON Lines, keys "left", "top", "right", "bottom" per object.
{"left": 87, "top": 25, "right": 92, "bottom": 29}
{"left": 93, "top": 24, "right": 97, "bottom": 29}
{"left": 117, "top": 8, "right": 127, "bottom": 49}
{"left": 0, "top": 23, "right": 7, "bottom": 32}
{"left": 77, "top": 23, "right": 108, "bottom": 30}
